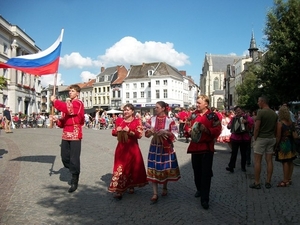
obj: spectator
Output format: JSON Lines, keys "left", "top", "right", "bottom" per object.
{"left": 3, "top": 107, "right": 12, "bottom": 133}
{"left": 250, "top": 96, "right": 278, "bottom": 189}
{"left": 274, "top": 106, "right": 297, "bottom": 187}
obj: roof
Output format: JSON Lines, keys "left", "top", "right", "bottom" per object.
{"left": 206, "top": 54, "right": 242, "bottom": 72}
{"left": 125, "top": 62, "right": 183, "bottom": 80}
{"left": 96, "top": 66, "right": 118, "bottom": 82}
{"left": 81, "top": 79, "right": 96, "bottom": 89}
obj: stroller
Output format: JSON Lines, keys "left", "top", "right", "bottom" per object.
{"left": 99, "top": 117, "right": 107, "bottom": 129}
{"left": 37, "top": 118, "right": 44, "bottom": 128}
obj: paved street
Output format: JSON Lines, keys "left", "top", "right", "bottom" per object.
{"left": 0, "top": 128, "right": 299, "bottom": 225}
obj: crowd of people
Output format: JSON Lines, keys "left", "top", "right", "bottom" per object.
{"left": 2, "top": 90, "right": 300, "bottom": 210}
{"left": 0, "top": 109, "right": 51, "bottom": 131}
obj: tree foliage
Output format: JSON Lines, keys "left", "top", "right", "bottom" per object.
{"left": 236, "top": 63, "right": 262, "bottom": 111}
{"left": 0, "top": 76, "right": 8, "bottom": 90}
{"left": 259, "top": 0, "right": 300, "bottom": 105}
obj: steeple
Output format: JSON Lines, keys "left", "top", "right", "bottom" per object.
{"left": 248, "top": 30, "right": 259, "bottom": 59}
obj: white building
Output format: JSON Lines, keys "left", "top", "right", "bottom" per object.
{"left": 0, "top": 15, "right": 42, "bottom": 115}
{"left": 79, "top": 79, "right": 95, "bottom": 112}
{"left": 122, "top": 62, "right": 198, "bottom": 114}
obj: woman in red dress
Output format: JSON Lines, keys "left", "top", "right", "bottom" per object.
{"left": 108, "top": 104, "right": 148, "bottom": 199}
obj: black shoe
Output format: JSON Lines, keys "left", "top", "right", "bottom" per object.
{"left": 185, "top": 139, "right": 189, "bottom": 143}
{"left": 68, "top": 183, "right": 78, "bottom": 193}
{"left": 194, "top": 191, "right": 201, "bottom": 198}
{"left": 226, "top": 167, "right": 234, "bottom": 173}
{"left": 249, "top": 183, "right": 261, "bottom": 189}
{"left": 68, "top": 174, "right": 79, "bottom": 193}
{"left": 201, "top": 201, "right": 209, "bottom": 210}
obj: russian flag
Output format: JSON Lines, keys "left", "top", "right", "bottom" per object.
{"left": 0, "top": 29, "right": 64, "bottom": 76}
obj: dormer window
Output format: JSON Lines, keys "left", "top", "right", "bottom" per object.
{"left": 148, "top": 70, "right": 154, "bottom": 76}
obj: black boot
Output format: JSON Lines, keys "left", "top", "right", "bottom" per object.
{"left": 68, "top": 174, "right": 79, "bottom": 193}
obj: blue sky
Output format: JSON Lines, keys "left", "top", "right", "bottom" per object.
{"left": 1, "top": 0, "right": 274, "bottom": 87}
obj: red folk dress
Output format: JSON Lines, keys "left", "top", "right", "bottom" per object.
{"left": 108, "top": 117, "right": 148, "bottom": 193}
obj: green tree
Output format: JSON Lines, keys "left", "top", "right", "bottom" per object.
{"left": 259, "top": 0, "right": 300, "bottom": 105}
{"left": 236, "top": 63, "right": 262, "bottom": 110}
{"left": 0, "top": 76, "right": 8, "bottom": 90}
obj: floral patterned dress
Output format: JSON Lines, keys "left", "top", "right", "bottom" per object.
{"left": 146, "top": 115, "right": 181, "bottom": 184}
{"left": 108, "top": 117, "right": 148, "bottom": 193}
{"left": 276, "top": 123, "right": 297, "bottom": 162}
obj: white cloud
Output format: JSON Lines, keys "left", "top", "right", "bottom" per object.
{"left": 59, "top": 37, "right": 190, "bottom": 70}
{"left": 100, "top": 37, "right": 190, "bottom": 67}
{"left": 40, "top": 73, "right": 64, "bottom": 87}
{"left": 80, "top": 71, "right": 97, "bottom": 82}
{"left": 60, "top": 52, "right": 98, "bottom": 69}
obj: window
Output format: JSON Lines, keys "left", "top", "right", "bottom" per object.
{"left": 141, "top": 83, "right": 144, "bottom": 88}
{"left": 3, "top": 69, "right": 7, "bottom": 79}
{"left": 133, "top": 83, "right": 137, "bottom": 89}
{"left": 107, "top": 87, "right": 110, "bottom": 92}
{"left": 104, "top": 75, "right": 108, "bottom": 81}
{"left": 148, "top": 91, "right": 151, "bottom": 98}
{"left": 103, "top": 87, "right": 106, "bottom": 92}
{"left": 163, "top": 80, "right": 167, "bottom": 85}
{"left": 156, "top": 80, "right": 160, "bottom": 85}
{"left": 3, "top": 43, "right": 8, "bottom": 54}
{"left": 141, "top": 91, "right": 144, "bottom": 98}
{"left": 126, "top": 84, "right": 129, "bottom": 89}
{"left": 113, "top": 91, "right": 115, "bottom": 98}
{"left": 148, "top": 82, "right": 151, "bottom": 87}
{"left": 148, "top": 70, "right": 154, "bottom": 76}
{"left": 133, "top": 92, "right": 137, "bottom": 98}
{"left": 99, "top": 87, "right": 101, "bottom": 93}
{"left": 117, "top": 91, "right": 120, "bottom": 98}
{"left": 126, "top": 92, "right": 129, "bottom": 98}
{"left": 3, "top": 44, "right": 8, "bottom": 55}
{"left": 163, "top": 89, "right": 168, "bottom": 98}
{"left": 156, "top": 90, "right": 160, "bottom": 98}
{"left": 213, "top": 77, "right": 219, "bottom": 90}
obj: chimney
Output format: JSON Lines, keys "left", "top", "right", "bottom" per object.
{"left": 179, "top": 70, "right": 186, "bottom": 76}
{"left": 101, "top": 66, "right": 105, "bottom": 72}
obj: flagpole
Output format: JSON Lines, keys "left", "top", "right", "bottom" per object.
{"left": 50, "top": 72, "right": 58, "bottom": 128}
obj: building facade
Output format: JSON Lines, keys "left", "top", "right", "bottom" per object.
{"left": 0, "top": 16, "right": 42, "bottom": 115}
{"left": 122, "top": 62, "right": 198, "bottom": 114}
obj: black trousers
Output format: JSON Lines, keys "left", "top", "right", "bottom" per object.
{"left": 228, "top": 141, "right": 250, "bottom": 169}
{"left": 179, "top": 123, "right": 185, "bottom": 136}
{"left": 191, "top": 152, "right": 214, "bottom": 203}
{"left": 61, "top": 140, "right": 81, "bottom": 175}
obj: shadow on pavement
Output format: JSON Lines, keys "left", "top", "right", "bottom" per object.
{"left": 0, "top": 149, "right": 8, "bottom": 158}
{"left": 51, "top": 167, "right": 71, "bottom": 182}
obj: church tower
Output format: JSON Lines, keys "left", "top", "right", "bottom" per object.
{"left": 248, "top": 30, "right": 259, "bottom": 60}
